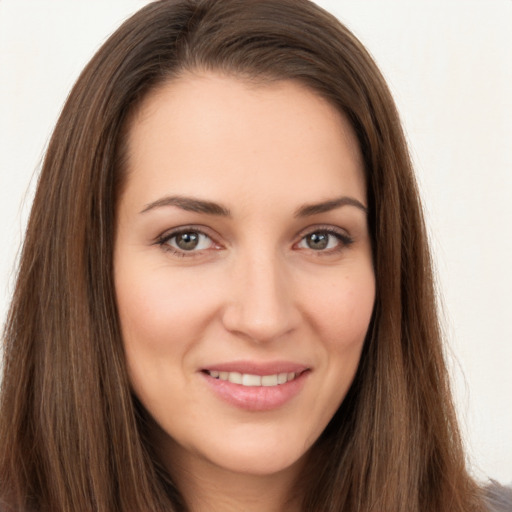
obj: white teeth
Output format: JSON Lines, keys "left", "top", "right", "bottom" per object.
{"left": 207, "top": 370, "right": 298, "bottom": 387}
{"left": 261, "top": 374, "right": 278, "bottom": 386}
{"left": 278, "top": 373, "right": 288, "bottom": 384}
{"left": 228, "top": 372, "right": 242, "bottom": 384}
{"left": 242, "top": 374, "right": 261, "bottom": 386}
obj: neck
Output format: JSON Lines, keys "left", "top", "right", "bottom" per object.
{"left": 174, "top": 460, "right": 302, "bottom": 512}
{"left": 152, "top": 429, "right": 303, "bottom": 512}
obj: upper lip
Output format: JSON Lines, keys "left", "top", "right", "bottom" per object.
{"left": 201, "top": 361, "right": 310, "bottom": 376}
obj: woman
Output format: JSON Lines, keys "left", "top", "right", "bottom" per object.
{"left": 0, "top": 1, "right": 508, "bottom": 511}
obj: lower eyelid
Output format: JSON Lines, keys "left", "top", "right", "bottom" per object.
{"left": 156, "top": 229, "right": 215, "bottom": 251}
{"left": 155, "top": 227, "right": 353, "bottom": 256}
{"left": 297, "top": 229, "right": 353, "bottom": 250}
{"left": 173, "top": 232, "right": 212, "bottom": 250}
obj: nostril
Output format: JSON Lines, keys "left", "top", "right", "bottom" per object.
{"left": 220, "top": 299, "right": 299, "bottom": 343}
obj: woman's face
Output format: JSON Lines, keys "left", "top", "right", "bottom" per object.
{"left": 114, "top": 73, "right": 375, "bottom": 479}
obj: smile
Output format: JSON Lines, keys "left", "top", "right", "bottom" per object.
{"left": 201, "top": 366, "right": 310, "bottom": 411}
{"left": 204, "top": 370, "right": 298, "bottom": 387}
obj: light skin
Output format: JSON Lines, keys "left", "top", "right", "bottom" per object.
{"left": 114, "top": 72, "right": 375, "bottom": 512}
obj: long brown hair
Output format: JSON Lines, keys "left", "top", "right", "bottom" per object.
{"left": 0, "top": 1, "right": 485, "bottom": 510}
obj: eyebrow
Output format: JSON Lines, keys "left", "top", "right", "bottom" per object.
{"left": 294, "top": 196, "right": 367, "bottom": 217}
{"left": 139, "top": 194, "right": 367, "bottom": 217}
{"left": 140, "top": 195, "right": 231, "bottom": 216}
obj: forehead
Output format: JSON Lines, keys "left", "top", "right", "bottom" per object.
{"left": 122, "top": 72, "right": 366, "bottom": 212}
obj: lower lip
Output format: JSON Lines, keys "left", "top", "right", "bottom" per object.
{"left": 201, "top": 371, "right": 310, "bottom": 411}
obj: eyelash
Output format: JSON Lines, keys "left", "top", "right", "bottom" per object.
{"left": 156, "top": 226, "right": 353, "bottom": 257}
{"left": 156, "top": 227, "right": 217, "bottom": 258}
{"left": 295, "top": 227, "right": 354, "bottom": 254}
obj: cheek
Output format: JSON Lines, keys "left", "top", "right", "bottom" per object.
{"left": 296, "top": 266, "right": 375, "bottom": 446}
{"left": 114, "top": 265, "right": 221, "bottom": 412}
{"left": 310, "top": 268, "right": 375, "bottom": 348}
{"left": 115, "top": 266, "right": 217, "bottom": 352}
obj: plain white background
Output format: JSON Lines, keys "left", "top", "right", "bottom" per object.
{"left": 0, "top": 0, "right": 511, "bottom": 484}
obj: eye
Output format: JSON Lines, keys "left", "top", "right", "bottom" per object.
{"left": 158, "top": 229, "right": 216, "bottom": 254}
{"left": 296, "top": 229, "right": 352, "bottom": 252}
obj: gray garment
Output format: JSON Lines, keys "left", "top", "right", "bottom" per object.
{"left": 484, "top": 481, "right": 512, "bottom": 512}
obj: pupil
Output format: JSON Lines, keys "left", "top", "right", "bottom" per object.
{"left": 308, "top": 232, "right": 328, "bottom": 250}
{"left": 176, "top": 232, "right": 199, "bottom": 250}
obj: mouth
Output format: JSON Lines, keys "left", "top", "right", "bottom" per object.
{"left": 200, "top": 364, "right": 310, "bottom": 411}
{"left": 202, "top": 370, "right": 301, "bottom": 387}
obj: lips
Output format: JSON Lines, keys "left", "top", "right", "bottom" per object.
{"left": 200, "top": 361, "right": 310, "bottom": 411}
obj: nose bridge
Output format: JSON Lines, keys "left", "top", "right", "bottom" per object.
{"left": 222, "top": 245, "right": 298, "bottom": 342}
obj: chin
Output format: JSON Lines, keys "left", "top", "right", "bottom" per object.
{"left": 209, "top": 448, "right": 306, "bottom": 478}
{"left": 196, "top": 427, "right": 312, "bottom": 478}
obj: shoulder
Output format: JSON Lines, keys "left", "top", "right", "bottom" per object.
{"left": 483, "top": 481, "right": 512, "bottom": 512}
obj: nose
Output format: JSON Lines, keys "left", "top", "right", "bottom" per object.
{"left": 221, "top": 251, "right": 300, "bottom": 343}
